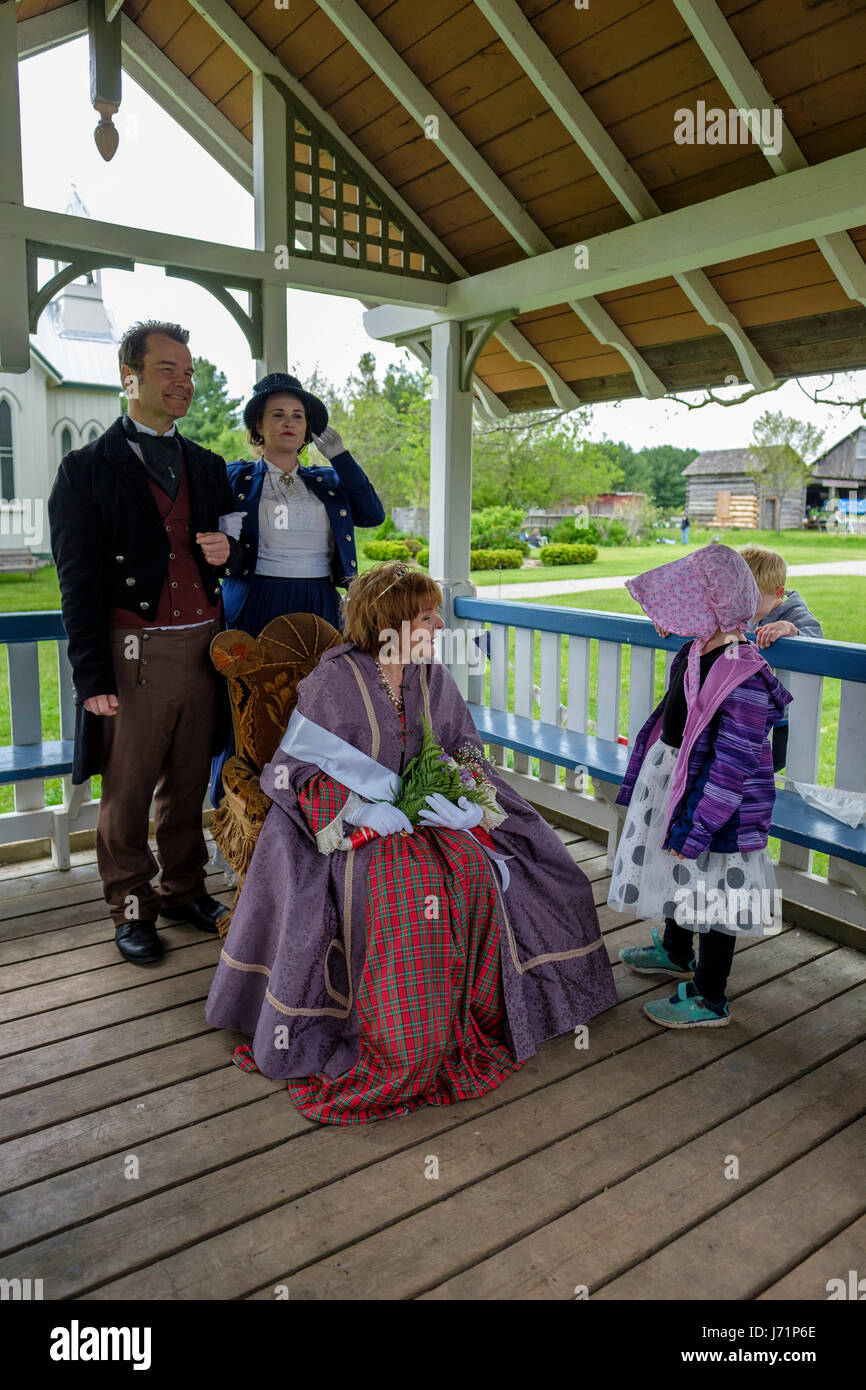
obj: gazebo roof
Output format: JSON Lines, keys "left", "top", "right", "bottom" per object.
{"left": 14, "top": 0, "right": 866, "bottom": 415}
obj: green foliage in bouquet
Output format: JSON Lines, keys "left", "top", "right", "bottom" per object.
{"left": 394, "top": 718, "right": 498, "bottom": 825}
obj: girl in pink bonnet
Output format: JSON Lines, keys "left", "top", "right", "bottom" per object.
{"left": 609, "top": 544, "right": 792, "bottom": 1028}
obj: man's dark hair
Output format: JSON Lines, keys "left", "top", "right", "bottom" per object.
{"left": 117, "top": 321, "right": 190, "bottom": 378}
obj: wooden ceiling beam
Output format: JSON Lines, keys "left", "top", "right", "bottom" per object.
{"left": 314, "top": 0, "right": 664, "bottom": 397}
{"left": 119, "top": 16, "right": 253, "bottom": 193}
{"left": 187, "top": 0, "right": 579, "bottom": 411}
{"left": 363, "top": 144, "right": 866, "bottom": 335}
{"left": 16, "top": 1, "right": 88, "bottom": 60}
{"left": 474, "top": 0, "right": 773, "bottom": 390}
{"left": 674, "top": 0, "right": 866, "bottom": 310}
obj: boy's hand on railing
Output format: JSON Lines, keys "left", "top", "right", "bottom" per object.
{"left": 755, "top": 620, "right": 798, "bottom": 648}
{"left": 84, "top": 694, "right": 119, "bottom": 716}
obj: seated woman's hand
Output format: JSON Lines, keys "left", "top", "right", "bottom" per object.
{"left": 418, "top": 792, "right": 483, "bottom": 832}
{"left": 345, "top": 800, "right": 413, "bottom": 837}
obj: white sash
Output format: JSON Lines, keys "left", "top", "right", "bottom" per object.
{"left": 279, "top": 709, "right": 402, "bottom": 802}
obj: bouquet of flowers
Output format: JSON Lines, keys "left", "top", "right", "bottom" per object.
{"left": 348, "top": 719, "right": 503, "bottom": 848}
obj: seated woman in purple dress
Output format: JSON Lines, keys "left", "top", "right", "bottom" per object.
{"left": 205, "top": 561, "right": 617, "bottom": 1124}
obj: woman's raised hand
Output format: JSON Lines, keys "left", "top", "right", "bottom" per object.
{"left": 312, "top": 426, "right": 346, "bottom": 459}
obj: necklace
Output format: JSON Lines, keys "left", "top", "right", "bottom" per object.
{"left": 277, "top": 466, "right": 300, "bottom": 492}
{"left": 375, "top": 660, "right": 404, "bottom": 712}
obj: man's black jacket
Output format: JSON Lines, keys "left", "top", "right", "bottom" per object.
{"left": 48, "top": 417, "right": 245, "bottom": 783}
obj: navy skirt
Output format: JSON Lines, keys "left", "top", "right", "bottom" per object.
{"left": 210, "top": 574, "right": 344, "bottom": 806}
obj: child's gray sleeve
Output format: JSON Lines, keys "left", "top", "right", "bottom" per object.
{"left": 790, "top": 601, "right": 823, "bottom": 638}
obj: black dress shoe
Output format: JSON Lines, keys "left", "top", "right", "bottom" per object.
{"left": 115, "top": 919, "right": 163, "bottom": 964}
{"left": 160, "top": 892, "right": 229, "bottom": 934}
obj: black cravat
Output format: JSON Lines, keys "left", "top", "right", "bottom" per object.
{"left": 123, "top": 417, "right": 181, "bottom": 500}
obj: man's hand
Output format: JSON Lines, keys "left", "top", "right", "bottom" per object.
{"left": 196, "top": 531, "right": 230, "bottom": 567}
{"left": 84, "top": 694, "right": 119, "bottom": 716}
{"left": 756, "top": 620, "right": 798, "bottom": 648}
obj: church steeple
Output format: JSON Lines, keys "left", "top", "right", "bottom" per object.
{"left": 49, "top": 186, "right": 115, "bottom": 342}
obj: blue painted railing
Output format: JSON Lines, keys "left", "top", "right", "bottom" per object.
{"left": 453, "top": 595, "right": 866, "bottom": 931}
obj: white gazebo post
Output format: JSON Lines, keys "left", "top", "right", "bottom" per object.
{"left": 428, "top": 320, "right": 475, "bottom": 697}
{"left": 0, "top": 1, "right": 30, "bottom": 374}
{"left": 253, "top": 73, "right": 288, "bottom": 376}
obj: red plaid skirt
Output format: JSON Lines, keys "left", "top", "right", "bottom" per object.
{"left": 233, "top": 770, "right": 520, "bottom": 1123}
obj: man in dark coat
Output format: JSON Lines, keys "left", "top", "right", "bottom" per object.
{"left": 48, "top": 320, "right": 245, "bottom": 963}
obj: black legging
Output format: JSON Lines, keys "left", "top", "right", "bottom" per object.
{"left": 662, "top": 919, "right": 736, "bottom": 1004}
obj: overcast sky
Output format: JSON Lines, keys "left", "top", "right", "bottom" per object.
{"left": 19, "top": 36, "right": 866, "bottom": 457}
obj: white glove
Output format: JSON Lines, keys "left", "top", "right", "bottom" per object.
{"left": 312, "top": 426, "right": 346, "bottom": 459}
{"left": 344, "top": 799, "right": 412, "bottom": 837}
{"left": 417, "top": 792, "right": 483, "bottom": 831}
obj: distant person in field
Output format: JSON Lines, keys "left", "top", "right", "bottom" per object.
{"left": 741, "top": 544, "right": 823, "bottom": 772}
{"left": 680, "top": 511, "right": 690, "bottom": 544}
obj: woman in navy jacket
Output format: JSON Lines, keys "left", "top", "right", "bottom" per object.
{"left": 220, "top": 373, "right": 384, "bottom": 631}
{"left": 212, "top": 373, "right": 384, "bottom": 802}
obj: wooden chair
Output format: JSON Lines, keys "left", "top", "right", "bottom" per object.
{"left": 209, "top": 612, "right": 342, "bottom": 934}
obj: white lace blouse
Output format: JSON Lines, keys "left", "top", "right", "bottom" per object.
{"left": 255, "top": 459, "right": 335, "bottom": 578}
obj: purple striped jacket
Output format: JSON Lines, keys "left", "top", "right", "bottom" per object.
{"left": 616, "top": 642, "right": 792, "bottom": 857}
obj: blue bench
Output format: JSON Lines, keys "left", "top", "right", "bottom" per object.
{"left": 0, "top": 740, "right": 76, "bottom": 785}
{"left": 0, "top": 611, "right": 90, "bottom": 868}
{"left": 468, "top": 704, "right": 866, "bottom": 869}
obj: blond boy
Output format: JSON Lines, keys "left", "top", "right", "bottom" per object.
{"left": 740, "top": 545, "right": 823, "bottom": 772}
{"left": 740, "top": 546, "right": 823, "bottom": 647}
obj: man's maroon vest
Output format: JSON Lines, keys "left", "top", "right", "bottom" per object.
{"left": 109, "top": 461, "right": 222, "bottom": 630}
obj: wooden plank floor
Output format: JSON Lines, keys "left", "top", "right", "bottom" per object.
{"left": 1, "top": 825, "right": 865, "bottom": 1302}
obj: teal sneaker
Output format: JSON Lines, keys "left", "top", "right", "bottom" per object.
{"left": 619, "top": 928, "right": 695, "bottom": 980}
{"left": 643, "top": 981, "right": 731, "bottom": 1029}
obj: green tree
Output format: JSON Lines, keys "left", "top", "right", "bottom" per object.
{"left": 329, "top": 354, "right": 432, "bottom": 508}
{"left": 471, "top": 411, "right": 621, "bottom": 510}
{"left": 181, "top": 357, "right": 244, "bottom": 458}
{"left": 632, "top": 444, "right": 697, "bottom": 510}
{"left": 747, "top": 411, "right": 824, "bottom": 533}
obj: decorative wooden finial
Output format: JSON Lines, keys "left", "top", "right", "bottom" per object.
{"left": 89, "top": 0, "right": 121, "bottom": 162}
{"left": 93, "top": 101, "right": 119, "bottom": 161}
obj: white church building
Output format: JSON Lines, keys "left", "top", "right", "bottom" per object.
{"left": 0, "top": 191, "right": 121, "bottom": 558}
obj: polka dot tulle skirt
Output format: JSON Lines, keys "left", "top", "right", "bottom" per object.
{"left": 607, "top": 739, "right": 780, "bottom": 936}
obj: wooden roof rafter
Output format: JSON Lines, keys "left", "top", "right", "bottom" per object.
{"left": 182, "top": 0, "right": 580, "bottom": 414}
{"left": 13, "top": 0, "right": 866, "bottom": 410}
{"left": 474, "top": 0, "right": 774, "bottom": 392}
{"left": 673, "top": 0, "right": 866, "bottom": 312}
{"left": 363, "top": 144, "right": 866, "bottom": 332}
{"left": 314, "top": 0, "right": 667, "bottom": 400}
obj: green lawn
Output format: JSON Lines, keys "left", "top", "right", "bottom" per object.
{"left": 468, "top": 527, "right": 866, "bottom": 585}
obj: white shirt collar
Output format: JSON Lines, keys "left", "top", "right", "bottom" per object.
{"left": 263, "top": 456, "right": 299, "bottom": 475}
{"left": 127, "top": 416, "right": 177, "bottom": 438}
